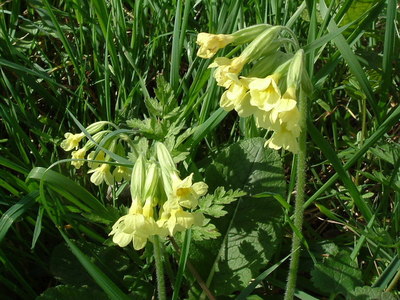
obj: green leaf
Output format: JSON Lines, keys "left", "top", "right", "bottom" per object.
{"left": 340, "top": 0, "right": 379, "bottom": 25}
{"left": 311, "top": 250, "right": 363, "bottom": 296}
{"left": 0, "top": 191, "right": 38, "bottom": 243}
{"left": 190, "top": 138, "right": 285, "bottom": 296}
{"left": 350, "top": 286, "right": 397, "bottom": 300}
{"left": 37, "top": 285, "right": 108, "bottom": 300}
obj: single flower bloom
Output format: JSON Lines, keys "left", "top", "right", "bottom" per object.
{"left": 209, "top": 56, "right": 246, "bottom": 88}
{"left": 157, "top": 205, "right": 204, "bottom": 236}
{"left": 253, "top": 109, "right": 273, "bottom": 130}
{"left": 109, "top": 212, "right": 156, "bottom": 250}
{"left": 279, "top": 106, "right": 301, "bottom": 137}
{"left": 220, "top": 74, "right": 257, "bottom": 117}
{"left": 60, "top": 132, "right": 85, "bottom": 151}
{"left": 266, "top": 123, "right": 300, "bottom": 154}
{"left": 196, "top": 33, "right": 235, "bottom": 59}
{"left": 87, "top": 151, "right": 105, "bottom": 169}
{"left": 88, "top": 163, "right": 114, "bottom": 186}
{"left": 71, "top": 148, "right": 87, "bottom": 169}
{"left": 246, "top": 75, "right": 281, "bottom": 111}
{"left": 171, "top": 173, "right": 208, "bottom": 209}
{"left": 269, "top": 98, "right": 297, "bottom": 125}
{"left": 113, "top": 166, "right": 131, "bottom": 182}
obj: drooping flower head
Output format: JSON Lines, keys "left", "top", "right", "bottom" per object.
{"left": 196, "top": 33, "right": 235, "bottom": 59}
{"left": 209, "top": 56, "right": 247, "bottom": 88}
{"left": 61, "top": 132, "right": 85, "bottom": 151}
{"left": 71, "top": 147, "right": 87, "bottom": 169}
{"left": 88, "top": 163, "right": 114, "bottom": 186}
{"left": 219, "top": 74, "right": 257, "bottom": 117}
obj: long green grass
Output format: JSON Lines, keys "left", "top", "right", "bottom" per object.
{"left": 0, "top": 0, "right": 399, "bottom": 299}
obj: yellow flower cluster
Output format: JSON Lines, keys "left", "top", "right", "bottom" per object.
{"left": 109, "top": 143, "right": 208, "bottom": 250}
{"left": 197, "top": 25, "right": 309, "bottom": 153}
{"left": 60, "top": 121, "right": 131, "bottom": 185}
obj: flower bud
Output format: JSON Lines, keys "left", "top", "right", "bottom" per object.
{"left": 287, "top": 49, "right": 305, "bottom": 89}
{"left": 231, "top": 24, "right": 272, "bottom": 44}
{"left": 144, "top": 162, "right": 159, "bottom": 201}
{"left": 156, "top": 142, "right": 177, "bottom": 195}
{"left": 131, "top": 155, "right": 146, "bottom": 201}
{"left": 85, "top": 121, "right": 111, "bottom": 135}
{"left": 240, "top": 26, "right": 283, "bottom": 63}
{"left": 247, "top": 51, "right": 293, "bottom": 78}
{"left": 83, "top": 130, "right": 111, "bottom": 150}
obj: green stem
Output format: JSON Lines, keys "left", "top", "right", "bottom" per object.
{"left": 284, "top": 89, "right": 308, "bottom": 300}
{"left": 153, "top": 236, "right": 167, "bottom": 300}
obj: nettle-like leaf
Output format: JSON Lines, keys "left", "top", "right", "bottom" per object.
{"left": 199, "top": 187, "right": 246, "bottom": 218}
{"left": 349, "top": 286, "right": 397, "bottom": 300}
{"left": 126, "top": 118, "right": 166, "bottom": 140}
{"left": 311, "top": 249, "right": 363, "bottom": 297}
{"left": 192, "top": 222, "right": 221, "bottom": 240}
{"left": 189, "top": 138, "right": 285, "bottom": 296}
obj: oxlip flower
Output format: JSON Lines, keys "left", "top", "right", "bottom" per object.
{"left": 88, "top": 163, "right": 114, "bottom": 186}
{"left": 70, "top": 148, "right": 87, "bottom": 169}
{"left": 171, "top": 173, "right": 208, "bottom": 209}
{"left": 113, "top": 166, "right": 131, "bottom": 183}
{"left": 196, "top": 33, "right": 235, "bottom": 58}
{"left": 220, "top": 74, "right": 257, "bottom": 117}
{"left": 109, "top": 203, "right": 158, "bottom": 250}
{"left": 87, "top": 151, "right": 105, "bottom": 169}
{"left": 246, "top": 74, "right": 281, "bottom": 111}
{"left": 60, "top": 132, "right": 85, "bottom": 151}
{"left": 209, "top": 56, "right": 246, "bottom": 88}
{"left": 266, "top": 125, "right": 300, "bottom": 154}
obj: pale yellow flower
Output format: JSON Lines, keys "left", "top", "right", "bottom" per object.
{"left": 279, "top": 106, "right": 301, "bottom": 137}
{"left": 253, "top": 109, "right": 273, "bottom": 130}
{"left": 166, "top": 208, "right": 204, "bottom": 235}
{"left": 266, "top": 105, "right": 301, "bottom": 153}
{"left": 60, "top": 132, "right": 85, "bottom": 151}
{"left": 70, "top": 148, "right": 87, "bottom": 169}
{"left": 209, "top": 56, "right": 246, "bottom": 88}
{"left": 266, "top": 126, "right": 300, "bottom": 154}
{"left": 112, "top": 166, "right": 131, "bottom": 182}
{"left": 171, "top": 173, "right": 208, "bottom": 209}
{"left": 87, "top": 151, "right": 105, "bottom": 169}
{"left": 157, "top": 200, "right": 204, "bottom": 236}
{"left": 196, "top": 33, "right": 235, "bottom": 59}
{"left": 246, "top": 74, "right": 281, "bottom": 111}
{"left": 88, "top": 163, "right": 114, "bottom": 186}
{"left": 109, "top": 210, "right": 157, "bottom": 250}
{"left": 220, "top": 74, "right": 257, "bottom": 117}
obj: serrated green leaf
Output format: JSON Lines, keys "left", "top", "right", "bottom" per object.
{"left": 311, "top": 250, "right": 363, "bottom": 296}
{"left": 190, "top": 138, "right": 285, "bottom": 296}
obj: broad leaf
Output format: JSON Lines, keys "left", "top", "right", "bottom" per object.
{"left": 190, "top": 138, "right": 285, "bottom": 296}
{"left": 350, "top": 286, "right": 397, "bottom": 300}
{"left": 311, "top": 250, "right": 363, "bottom": 296}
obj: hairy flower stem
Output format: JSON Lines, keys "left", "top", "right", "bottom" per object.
{"left": 284, "top": 90, "right": 308, "bottom": 300}
{"left": 153, "top": 236, "right": 167, "bottom": 300}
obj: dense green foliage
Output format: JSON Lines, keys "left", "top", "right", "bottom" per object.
{"left": 0, "top": 0, "right": 399, "bottom": 299}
